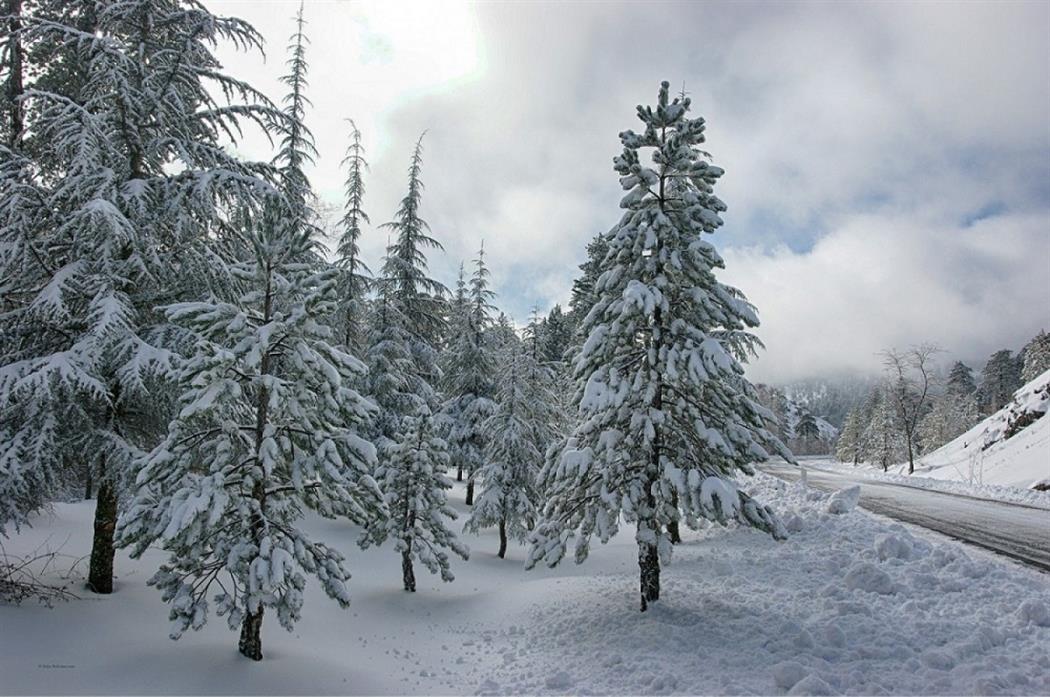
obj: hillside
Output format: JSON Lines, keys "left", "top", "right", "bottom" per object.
{"left": 910, "top": 369, "right": 1050, "bottom": 490}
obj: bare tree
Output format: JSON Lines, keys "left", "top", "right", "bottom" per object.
{"left": 881, "top": 344, "right": 941, "bottom": 474}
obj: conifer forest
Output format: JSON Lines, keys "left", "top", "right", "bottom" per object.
{"left": 1, "top": 2, "right": 1048, "bottom": 695}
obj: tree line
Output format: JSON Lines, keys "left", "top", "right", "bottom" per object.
{"left": 834, "top": 332, "right": 1050, "bottom": 472}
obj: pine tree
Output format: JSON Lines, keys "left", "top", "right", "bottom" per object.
{"left": 835, "top": 407, "right": 864, "bottom": 465}
{"left": 945, "top": 361, "right": 977, "bottom": 398}
{"left": 1021, "top": 330, "right": 1050, "bottom": 384}
{"left": 0, "top": 1, "right": 282, "bottom": 590}
{"left": 360, "top": 409, "right": 468, "bottom": 591}
{"left": 118, "top": 223, "right": 385, "bottom": 660}
{"left": 527, "top": 82, "right": 788, "bottom": 612}
{"left": 569, "top": 232, "right": 610, "bottom": 328}
{"left": 977, "top": 349, "right": 1022, "bottom": 413}
{"left": 467, "top": 341, "right": 548, "bottom": 558}
{"left": 539, "top": 304, "right": 573, "bottom": 364}
{"left": 380, "top": 133, "right": 447, "bottom": 357}
{"left": 441, "top": 245, "right": 497, "bottom": 506}
{"left": 334, "top": 119, "right": 371, "bottom": 353}
{"left": 862, "top": 388, "right": 903, "bottom": 471}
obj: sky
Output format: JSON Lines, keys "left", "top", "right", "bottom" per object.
{"left": 212, "top": 0, "right": 1050, "bottom": 384}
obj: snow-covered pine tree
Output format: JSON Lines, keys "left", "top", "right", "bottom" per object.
{"left": 1021, "top": 331, "right": 1050, "bottom": 384}
{"left": 569, "top": 232, "right": 611, "bottom": 329}
{"left": 835, "top": 407, "right": 864, "bottom": 465}
{"left": 442, "top": 245, "right": 497, "bottom": 506}
{"left": 539, "top": 304, "right": 573, "bottom": 364}
{"left": 945, "top": 361, "right": 977, "bottom": 398}
{"left": 380, "top": 133, "right": 447, "bottom": 361}
{"left": 526, "top": 82, "right": 788, "bottom": 611}
{"left": 466, "top": 339, "right": 549, "bottom": 558}
{"left": 977, "top": 349, "right": 1023, "bottom": 414}
{"left": 862, "top": 388, "right": 903, "bottom": 471}
{"left": 439, "top": 263, "right": 470, "bottom": 481}
{"left": 0, "top": 0, "right": 282, "bottom": 591}
{"left": 360, "top": 408, "right": 468, "bottom": 591}
{"left": 118, "top": 219, "right": 385, "bottom": 660}
{"left": 118, "top": 4, "right": 385, "bottom": 661}
{"left": 334, "top": 118, "right": 372, "bottom": 353}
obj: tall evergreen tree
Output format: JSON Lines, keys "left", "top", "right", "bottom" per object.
{"left": 835, "top": 407, "right": 864, "bottom": 465}
{"left": 977, "top": 349, "right": 1022, "bottom": 413}
{"left": 527, "top": 82, "right": 787, "bottom": 612}
{"left": 442, "top": 245, "right": 497, "bottom": 505}
{"left": 540, "top": 304, "right": 573, "bottom": 364}
{"left": 1021, "top": 330, "right": 1050, "bottom": 384}
{"left": 569, "top": 232, "right": 610, "bottom": 328}
{"left": 380, "top": 133, "right": 446, "bottom": 357}
{"left": 0, "top": 0, "right": 283, "bottom": 592}
{"left": 862, "top": 388, "right": 904, "bottom": 471}
{"left": 335, "top": 118, "right": 371, "bottom": 353}
{"left": 945, "top": 361, "right": 977, "bottom": 398}
{"left": 466, "top": 340, "right": 549, "bottom": 558}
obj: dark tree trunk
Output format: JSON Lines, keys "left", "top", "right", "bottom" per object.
{"left": 401, "top": 548, "right": 416, "bottom": 592}
{"left": 456, "top": 463, "right": 463, "bottom": 482}
{"left": 5, "top": 0, "right": 24, "bottom": 148}
{"left": 87, "top": 476, "right": 117, "bottom": 594}
{"left": 497, "top": 517, "right": 507, "bottom": 559}
{"left": 638, "top": 535, "right": 660, "bottom": 612}
{"left": 465, "top": 479, "right": 475, "bottom": 506}
{"left": 238, "top": 607, "right": 264, "bottom": 661}
{"left": 667, "top": 492, "right": 681, "bottom": 544}
{"left": 83, "top": 460, "right": 93, "bottom": 500}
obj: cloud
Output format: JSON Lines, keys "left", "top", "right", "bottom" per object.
{"left": 210, "top": 0, "right": 1050, "bottom": 383}
{"left": 721, "top": 210, "right": 1050, "bottom": 383}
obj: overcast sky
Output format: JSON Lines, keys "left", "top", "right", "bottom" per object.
{"left": 213, "top": 0, "right": 1050, "bottom": 384}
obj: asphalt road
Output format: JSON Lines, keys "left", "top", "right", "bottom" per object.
{"left": 760, "top": 461, "right": 1050, "bottom": 572}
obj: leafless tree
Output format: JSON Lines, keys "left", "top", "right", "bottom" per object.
{"left": 881, "top": 344, "right": 941, "bottom": 474}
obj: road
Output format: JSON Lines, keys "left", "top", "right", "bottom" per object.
{"left": 760, "top": 461, "right": 1050, "bottom": 572}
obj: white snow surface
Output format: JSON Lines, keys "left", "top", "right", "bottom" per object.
{"left": 3, "top": 478, "right": 1049, "bottom": 695}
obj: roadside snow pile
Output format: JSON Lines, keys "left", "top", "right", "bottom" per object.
{"left": 912, "top": 369, "right": 1050, "bottom": 492}
{"left": 473, "top": 474, "right": 1050, "bottom": 696}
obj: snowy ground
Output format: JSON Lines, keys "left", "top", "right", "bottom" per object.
{"left": 2, "top": 478, "right": 1050, "bottom": 696}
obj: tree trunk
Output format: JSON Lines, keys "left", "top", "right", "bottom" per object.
{"left": 83, "top": 460, "right": 93, "bottom": 500}
{"left": 667, "top": 492, "right": 681, "bottom": 544}
{"left": 456, "top": 463, "right": 463, "bottom": 482}
{"left": 497, "top": 517, "right": 507, "bottom": 559}
{"left": 638, "top": 535, "right": 660, "bottom": 612}
{"left": 238, "top": 607, "right": 264, "bottom": 661}
{"left": 401, "top": 547, "right": 416, "bottom": 592}
{"left": 465, "top": 478, "right": 475, "bottom": 506}
{"left": 667, "top": 520, "right": 681, "bottom": 545}
{"left": 6, "top": 0, "right": 24, "bottom": 148}
{"left": 87, "top": 475, "right": 117, "bottom": 594}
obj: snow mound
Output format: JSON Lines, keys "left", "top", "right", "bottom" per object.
{"left": 826, "top": 485, "right": 860, "bottom": 514}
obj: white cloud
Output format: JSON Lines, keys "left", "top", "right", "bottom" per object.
{"left": 721, "top": 211, "right": 1050, "bottom": 383}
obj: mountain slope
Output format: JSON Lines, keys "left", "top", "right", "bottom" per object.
{"left": 911, "top": 369, "right": 1050, "bottom": 490}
